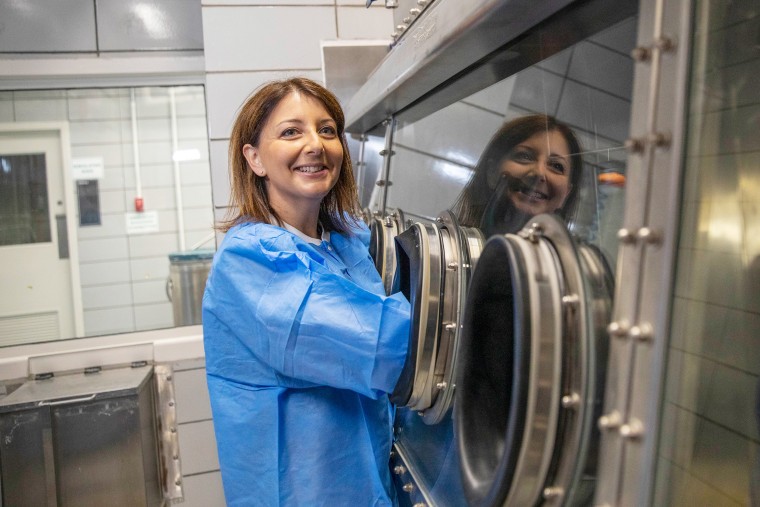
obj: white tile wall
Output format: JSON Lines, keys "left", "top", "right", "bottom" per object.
{"left": 395, "top": 101, "right": 503, "bottom": 168}
{"left": 83, "top": 307, "right": 135, "bottom": 336}
{"left": 132, "top": 279, "right": 171, "bottom": 305}
{"left": 79, "top": 260, "right": 132, "bottom": 286}
{"left": 336, "top": 6, "right": 395, "bottom": 39}
{"left": 178, "top": 420, "right": 221, "bottom": 474}
{"left": 181, "top": 472, "right": 225, "bottom": 507}
{"left": 78, "top": 237, "right": 130, "bottom": 262}
{"left": 202, "top": 7, "right": 337, "bottom": 72}
{"left": 130, "top": 256, "right": 171, "bottom": 282}
{"left": 129, "top": 232, "right": 182, "bottom": 257}
{"left": 134, "top": 302, "right": 174, "bottom": 330}
{"left": 81, "top": 283, "right": 133, "bottom": 309}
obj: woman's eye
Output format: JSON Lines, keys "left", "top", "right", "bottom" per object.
{"left": 281, "top": 127, "right": 299, "bottom": 137}
{"left": 549, "top": 161, "right": 567, "bottom": 173}
{"left": 512, "top": 150, "right": 534, "bottom": 162}
{"left": 319, "top": 125, "right": 337, "bottom": 136}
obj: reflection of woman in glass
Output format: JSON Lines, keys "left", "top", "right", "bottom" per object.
{"left": 453, "top": 114, "right": 583, "bottom": 236}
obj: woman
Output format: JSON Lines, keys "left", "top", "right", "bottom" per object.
{"left": 202, "top": 77, "right": 411, "bottom": 506}
{"left": 453, "top": 114, "right": 583, "bottom": 236}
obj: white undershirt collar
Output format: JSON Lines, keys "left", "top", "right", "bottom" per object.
{"left": 282, "top": 221, "right": 330, "bottom": 246}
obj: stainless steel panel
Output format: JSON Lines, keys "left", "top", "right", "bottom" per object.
{"left": 0, "top": 0, "right": 97, "bottom": 53}
{"left": 95, "top": 0, "right": 204, "bottom": 51}
{"left": 345, "top": 0, "right": 576, "bottom": 132}
{"left": 0, "top": 367, "right": 161, "bottom": 507}
{"left": 0, "top": 408, "right": 52, "bottom": 506}
{"left": 53, "top": 396, "right": 148, "bottom": 506}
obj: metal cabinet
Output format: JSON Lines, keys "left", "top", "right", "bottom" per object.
{"left": 0, "top": 366, "right": 161, "bottom": 507}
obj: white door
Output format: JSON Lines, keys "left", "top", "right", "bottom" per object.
{"left": 0, "top": 125, "right": 80, "bottom": 346}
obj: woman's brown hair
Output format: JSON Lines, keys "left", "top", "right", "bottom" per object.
{"left": 219, "top": 77, "right": 359, "bottom": 234}
{"left": 452, "top": 114, "right": 583, "bottom": 227}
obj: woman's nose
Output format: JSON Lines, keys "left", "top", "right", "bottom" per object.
{"left": 304, "top": 131, "right": 324, "bottom": 154}
{"left": 525, "top": 158, "right": 547, "bottom": 181}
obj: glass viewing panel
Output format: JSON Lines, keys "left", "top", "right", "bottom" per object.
{"left": 373, "top": 16, "right": 637, "bottom": 266}
{"left": 0, "top": 153, "right": 51, "bottom": 246}
{"left": 654, "top": 2, "right": 760, "bottom": 506}
{"left": 367, "top": 14, "right": 638, "bottom": 506}
{"left": 0, "top": 85, "right": 214, "bottom": 346}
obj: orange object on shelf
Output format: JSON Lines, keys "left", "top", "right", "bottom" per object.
{"left": 598, "top": 171, "right": 626, "bottom": 187}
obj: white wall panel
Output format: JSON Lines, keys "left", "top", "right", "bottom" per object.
{"left": 205, "top": 70, "right": 323, "bottom": 140}
{"left": 209, "top": 139, "right": 231, "bottom": 208}
{"left": 134, "top": 301, "right": 173, "bottom": 329}
{"left": 78, "top": 237, "right": 129, "bottom": 262}
{"left": 67, "top": 96, "right": 126, "bottom": 120}
{"left": 336, "top": 6, "right": 394, "bottom": 40}
{"left": 179, "top": 185, "right": 214, "bottom": 208}
{"left": 130, "top": 257, "right": 171, "bottom": 282}
{"left": 77, "top": 214, "right": 128, "bottom": 239}
{"left": 177, "top": 420, "right": 220, "bottom": 475}
{"left": 0, "top": 98, "right": 12, "bottom": 121}
{"left": 70, "top": 120, "right": 127, "bottom": 145}
{"left": 384, "top": 147, "right": 473, "bottom": 219}
{"left": 0, "top": 0, "right": 97, "bottom": 52}
{"left": 70, "top": 143, "right": 126, "bottom": 169}
{"left": 174, "top": 368, "right": 213, "bottom": 423}
{"left": 98, "top": 190, "right": 128, "bottom": 214}
{"left": 79, "top": 260, "right": 131, "bottom": 286}
{"left": 202, "top": 7, "right": 337, "bottom": 72}
{"left": 131, "top": 279, "right": 170, "bottom": 305}
{"left": 394, "top": 101, "right": 501, "bottom": 168}
{"left": 203, "top": 0, "right": 331, "bottom": 4}
{"left": 13, "top": 98, "right": 68, "bottom": 121}
{"left": 129, "top": 232, "right": 180, "bottom": 257}
{"left": 83, "top": 307, "right": 135, "bottom": 336}
{"left": 567, "top": 41, "right": 633, "bottom": 99}
{"left": 181, "top": 472, "right": 225, "bottom": 507}
{"left": 81, "top": 284, "right": 133, "bottom": 309}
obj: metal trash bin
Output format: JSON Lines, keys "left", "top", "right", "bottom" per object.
{"left": 167, "top": 249, "right": 214, "bottom": 326}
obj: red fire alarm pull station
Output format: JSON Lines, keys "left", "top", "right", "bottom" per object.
{"left": 134, "top": 196, "right": 144, "bottom": 212}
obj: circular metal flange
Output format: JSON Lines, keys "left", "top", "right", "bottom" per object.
{"left": 390, "top": 221, "right": 443, "bottom": 410}
{"left": 420, "top": 210, "right": 484, "bottom": 424}
{"left": 369, "top": 208, "right": 407, "bottom": 295}
{"left": 455, "top": 213, "right": 614, "bottom": 507}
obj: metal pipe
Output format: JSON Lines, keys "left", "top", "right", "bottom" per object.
{"left": 169, "top": 88, "right": 186, "bottom": 251}
{"left": 129, "top": 88, "right": 143, "bottom": 211}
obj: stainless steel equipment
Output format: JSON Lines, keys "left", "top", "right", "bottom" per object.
{"left": 0, "top": 366, "right": 162, "bottom": 507}
{"left": 351, "top": 0, "right": 638, "bottom": 504}
{"left": 167, "top": 249, "right": 214, "bottom": 326}
{"left": 455, "top": 214, "right": 612, "bottom": 506}
{"left": 390, "top": 210, "right": 484, "bottom": 423}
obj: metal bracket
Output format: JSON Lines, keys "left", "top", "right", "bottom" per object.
{"left": 154, "top": 364, "right": 184, "bottom": 504}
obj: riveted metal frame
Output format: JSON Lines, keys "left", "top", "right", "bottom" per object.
{"left": 593, "top": 0, "right": 694, "bottom": 505}
{"left": 154, "top": 364, "right": 184, "bottom": 503}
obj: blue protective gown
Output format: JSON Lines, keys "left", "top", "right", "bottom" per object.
{"left": 202, "top": 219, "right": 411, "bottom": 506}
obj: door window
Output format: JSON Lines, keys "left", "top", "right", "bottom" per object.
{"left": 0, "top": 153, "right": 51, "bottom": 246}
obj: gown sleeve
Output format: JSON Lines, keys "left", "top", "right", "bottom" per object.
{"left": 203, "top": 225, "right": 410, "bottom": 399}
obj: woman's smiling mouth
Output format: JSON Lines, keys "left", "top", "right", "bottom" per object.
{"left": 294, "top": 164, "right": 327, "bottom": 173}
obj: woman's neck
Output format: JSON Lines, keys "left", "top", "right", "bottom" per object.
{"left": 274, "top": 208, "right": 321, "bottom": 239}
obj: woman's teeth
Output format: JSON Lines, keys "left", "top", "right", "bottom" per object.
{"left": 295, "top": 165, "right": 324, "bottom": 173}
{"left": 520, "top": 188, "right": 547, "bottom": 200}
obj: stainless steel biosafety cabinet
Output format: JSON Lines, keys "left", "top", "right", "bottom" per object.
{"left": 348, "top": 0, "right": 760, "bottom": 505}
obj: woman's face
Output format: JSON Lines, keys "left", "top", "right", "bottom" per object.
{"left": 498, "top": 129, "right": 573, "bottom": 216}
{"left": 243, "top": 92, "right": 343, "bottom": 216}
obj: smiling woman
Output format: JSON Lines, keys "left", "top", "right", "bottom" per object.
{"left": 202, "top": 77, "right": 411, "bottom": 505}
{"left": 240, "top": 92, "right": 343, "bottom": 238}
{"left": 452, "top": 114, "right": 584, "bottom": 236}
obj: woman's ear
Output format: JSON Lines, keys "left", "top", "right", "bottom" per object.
{"left": 242, "top": 144, "right": 266, "bottom": 177}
